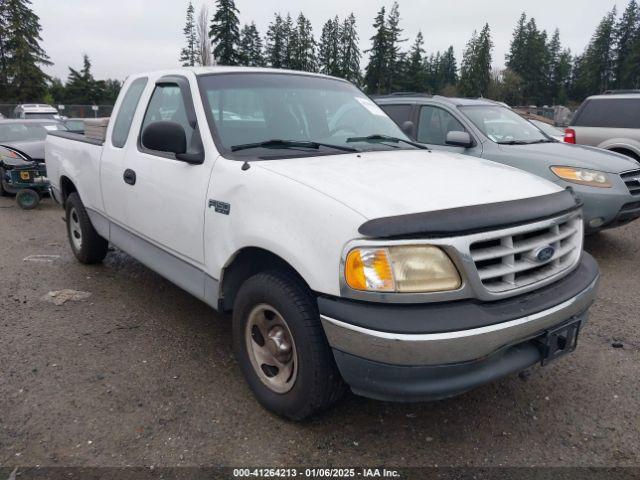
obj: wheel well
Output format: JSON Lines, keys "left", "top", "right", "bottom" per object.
{"left": 609, "top": 148, "right": 640, "bottom": 161}
{"left": 60, "top": 176, "right": 77, "bottom": 204}
{"left": 219, "top": 247, "right": 312, "bottom": 312}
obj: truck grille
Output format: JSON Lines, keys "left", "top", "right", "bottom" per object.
{"left": 469, "top": 214, "right": 583, "bottom": 293}
{"left": 621, "top": 169, "right": 640, "bottom": 196}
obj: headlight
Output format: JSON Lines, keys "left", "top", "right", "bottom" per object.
{"left": 550, "top": 166, "right": 612, "bottom": 188}
{"left": 344, "top": 245, "right": 462, "bottom": 293}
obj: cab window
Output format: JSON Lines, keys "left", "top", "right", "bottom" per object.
{"left": 111, "top": 77, "right": 148, "bottom": 148}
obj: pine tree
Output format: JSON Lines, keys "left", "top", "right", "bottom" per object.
{"left": 209, "top": 0, "right": 241, "bottom": 66}
{"left": 239, "top": 22, "right": 264, "bottom": 67}
{"left": 2, "top": 0, "right": 51, "bottom": 102}
{"left": 384, "top": 1, "right": 405, "bottom": 91}
{"left": 506, "top": 13, "right": 528, "bottom": 79}
{"left": 0, "top": 1, "right": 9, "bottom": 98}
{"left": 282, "top": 14, "right": 295, "bottom": 69}
{"left": 573, "top": 8, "right": 618, "bottom": 96}
{"left": 439, "top": 46, "right": 458, "bottom": 89}
{"left": 364, "top": 7, "right": 389, "bottom": 94}
{"left": 318, "top": 17, "right": 341, "bottom": 76}
{"left": 180, "top": 2, "right": 198, "bottom": 67}
{"left": 65, "top": 55, "right": 97, "bottom": 104}
{"left": 288, "top": 13, "right": 316, "bottom": 72}
{"left": 197, "top": 5, "right": 212, "bottom": 66}
{"left": 400, "top": 32, "right": 426, "bottom": 92}
{"left": 614, "top": 0, "right": 640, "bottom": 88}
{"left": 459, "top": 24, "right": 493, "bottom": 97}
{"left": 265, "top": 14, "right": 286, "bottom": 68}
{"left": 340, "top": 13, "right": 361, "bottom": 83}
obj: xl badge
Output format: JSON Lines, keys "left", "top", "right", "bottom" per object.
{"left": 534, "top": 245, "right": 555, "bottom": 263}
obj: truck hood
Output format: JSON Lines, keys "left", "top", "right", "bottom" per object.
{"left": 502, "top": 142, "right": 639, "bottom": 173}
{"left": 257, "top": 149, "right": 561, "bottom": 220}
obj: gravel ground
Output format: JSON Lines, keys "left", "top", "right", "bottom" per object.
{"left": 0, "top": 196, "right": 639, "bottom": 468}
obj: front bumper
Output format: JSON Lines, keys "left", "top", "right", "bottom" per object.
{"left": 319, "top": 253, "right": 599, "bottom": 401}
{"left": 574, "top": 185, "right": 640, "bottom": 232}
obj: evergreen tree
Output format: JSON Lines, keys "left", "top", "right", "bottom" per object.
{"left": 400, "top": 31, "right": 426, "bottom": 92}
{"left": 180, "top": 2, "right": 198, "bottom": 67}
{"left": 265, "top": 13, "right": 286, "bottom": 68}
{"left": 209, "top": 0, "right": 241, "bottom": 66}
{"left": 288, "top": 13, "right": 316, "bottom": 72}
{"left": 340, "top": 13, "right": 361, "bottom": 84}
{"left": 364, "top": 7, "right": 389, "bottom": 94}
{"left": 239, "top": 22, "right": 264, "bottom": 67}
{"left": 459, "top": 24, "right": 493, "bottom": 97}
{"left": 439, "top": 46, "right": 458, "bottom": 89}
{"left": 573, "top": 8, "right": 617, "bottom": 96}
{"left": 318, "top": 17, "right": 341, "bottom": 76}
{"left": 64, "top": 54, "right": 97, "bottom": 104}
{"left": 0, "top": 1, "right": 9, "bottom": 98}
{"left": 384, "top": 1, "right": 405, "bottom": 91}
{"left": 282, "top": 14, "right": 295, "bottom": 69}
{"left": 614, "top": 0, "right": 640, "bottom": 88}
{"left": 197, "top": 6, "right": 213, "bottom": 66}
{"left": 2, "top": 0, "right": 51, "bottom": 102}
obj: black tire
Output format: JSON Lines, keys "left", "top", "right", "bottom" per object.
{"left": 65, "top": 192, "right": 109, "bottom": 264}
{"left": 232, "top": 271, "right": 346, "bottom": 420}
{"left": 0, "top": 167, "right": 8, "bottom": 197}
{"left": 16, "top": 189, "right": 40, "bottom": 210}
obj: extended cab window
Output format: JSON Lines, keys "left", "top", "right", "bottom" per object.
{"left": 417, "top": 106, "right": 466, "bottom": 145}
{"left": 572, "top": 98, "right": 640, "bottom": 129}
{"left": 111, "top": 77, "right": 148, "bottom": 148}
{"left": 141, "top": 84, "right": 195, "bottom": 152}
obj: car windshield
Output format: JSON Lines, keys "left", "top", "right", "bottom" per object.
{"left": 24, "top": 112, "right": 58, "bottom": 119}
{"left": 460, "top": 105, "right": 548, "bottom": 144}
{"left": 530, "top": 120, "right": 563, "bottom": 137}
{"left": 0, "top": 123, "right": 63, "bottom": 142}
{"left": 198, "top": 73, "right": 414, "bottom": 159}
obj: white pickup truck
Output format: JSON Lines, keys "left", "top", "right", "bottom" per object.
{"left": 46, "top": 68, "right": 599, "bottom": 420}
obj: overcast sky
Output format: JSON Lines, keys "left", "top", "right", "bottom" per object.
{"left": 32, "top": 0, "right": 628, "bottom": 81}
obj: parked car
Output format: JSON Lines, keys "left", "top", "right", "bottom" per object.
{"left": 13, "top": 104, "right": 60, "bottom": 120}
{"left": 0, "top": 145, "right": 50, "bottom": 208}
{"left": 46, "top": 67, "right": 599, "bottom": 420}
{"left": 564, "top": 91, "right": 640, "bottom": 161}
{"left": 0, "top": 119, "right": 66, "bottom": 161}
{"left": 376, "top": 95, "right": 640, "bottom": 232}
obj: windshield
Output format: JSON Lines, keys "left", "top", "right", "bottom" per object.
{"left": 460, "top": 105, "right": 548, "bottom": 144}
{"left": 198, "top": 73, "right": 412, "bottom": 159}
{"left": 530, "top": 120, "right": 563, "bottom": 137}
{"left": 0, "top": 123, "right": 64, "bottom": 142}
{"left": 24, "top": 112, "right": 58, "bottom": 120}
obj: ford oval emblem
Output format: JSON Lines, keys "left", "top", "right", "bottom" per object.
{"left": 535, "top": 245, "right": 555, "bottom": 263}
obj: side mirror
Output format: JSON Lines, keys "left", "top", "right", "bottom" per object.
{"left": 445, "top": 131, "right": 473, "bottom": 148}
{"left": 142, "top": 121, "right": 187, "bottom": 156}
{"left": 401, "top": 121, "right": 415, "bottom": 137}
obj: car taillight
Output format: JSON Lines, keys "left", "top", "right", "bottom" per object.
{"left": 564, "top": 128, "right": 576, "bottom": 144}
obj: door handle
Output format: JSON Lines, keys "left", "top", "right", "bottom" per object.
{"left": 123, "top": 169, "right": 136, "bottom": 185}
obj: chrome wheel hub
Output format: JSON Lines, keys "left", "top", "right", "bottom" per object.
{"left": 246, "top": 304, "right": 297, "bottom": 394}
{"left": 68, "top": 207, "right": 83, "bottom": 251}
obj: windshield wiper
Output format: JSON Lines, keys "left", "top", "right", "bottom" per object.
{"left": 496, "top": 140, "right": 531, "bottom": 145}
{"left": 231, "top": 139, "right": 358, "bottom": 153}
{"left": 346, "top": 134, "right": 428, "bottom": 149}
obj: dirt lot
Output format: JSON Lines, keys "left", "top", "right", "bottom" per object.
{"left": 1, "top": 196, "right": 639, "bottom": 468}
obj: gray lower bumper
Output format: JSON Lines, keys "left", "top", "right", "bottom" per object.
{"left": 321, "top": 277, "right": 598, "bottom": 367}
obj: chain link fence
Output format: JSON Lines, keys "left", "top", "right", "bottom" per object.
{"left": 0, "top": 104, "right": 114, "bottom": 119}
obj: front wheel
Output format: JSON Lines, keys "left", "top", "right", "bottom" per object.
{"left": 65, "top": 192, "right": 109, "bottom": 264}
{"left": 232, "top": 271, "right": 345, "bottom": 420}
{"left": 0, "top": 167, "right": 8, "bottom": 197}
{"left": 16, "top": 189, "right": 40, "bottom": 209}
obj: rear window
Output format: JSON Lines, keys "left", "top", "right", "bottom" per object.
{"left": 572, "top": 98, "right": 640, "bottom": 128}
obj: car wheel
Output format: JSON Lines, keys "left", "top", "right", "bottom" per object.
{"left": 65, "top": 192, "right": 109, "bottom": 264}
{"left": 0, "top": 167, "right": 8, "bottom": 197}
{"left": 16, "top": 189, "right": 40, "bottom": 210}
{"left": 232, "top": 271, "right": 346, "bottom": 420}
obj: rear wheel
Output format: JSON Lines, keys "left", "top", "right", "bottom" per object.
{"left": 16, "top": 189, "right": 40, "bottom": 210}
{"left": 232, "top": 271, "right": 345, "bottom": 420}
{"left": 65, "top": 192, "right": 109, "bottom": 264}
